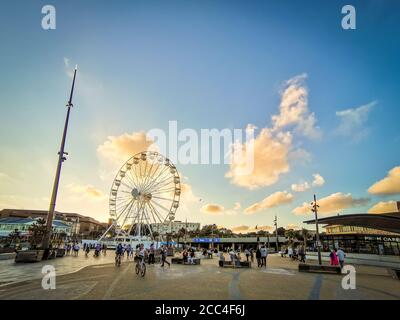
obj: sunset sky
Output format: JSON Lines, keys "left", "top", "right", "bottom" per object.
{"left": 0, "top": 0, "right": 400, "bottom": 233}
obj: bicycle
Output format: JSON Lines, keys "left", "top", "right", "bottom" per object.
{"left": 115, "top": 253, "right": 122, "bottom": 267}
{"left": 135, "top": 256, "right": 146, "bottom": 277}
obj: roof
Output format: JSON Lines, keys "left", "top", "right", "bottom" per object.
{"left": 0, "top": 217, "right": 69, "bottom": 228}
{"left": 303, "top": 212, "right": 400, "bottom": 234}
{"left": 0, "top": 209, "right": 104, "bottom": 225}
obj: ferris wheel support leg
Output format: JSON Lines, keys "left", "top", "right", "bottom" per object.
{"left": 98, "top": 222, "right": 116, "bottom": 242}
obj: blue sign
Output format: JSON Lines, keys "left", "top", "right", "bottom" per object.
{"left": 193, "top": 238, "right": 220, "bottom": 243}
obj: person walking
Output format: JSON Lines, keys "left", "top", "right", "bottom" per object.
{"left": 336, "top": 248, "right": 346, "bottom": 268}
{"left": 160, "top": 246, "right": 170, "bottom": 268}
{"left": 288, "top": 246, "right": 293, "bottom": 259}
{"left": 245, "top": 248, "right": 250, "bottom": 262}
{"left": 149, "top": 243, "right": 155, "bottom": 264}
{"left": 329, "top": 249, "right": 339, "bottom": 266}
{"left": 256, "top": 247, "right": 262, "bottom": 267}
{"left": 298, "top": 245, "right": 306, "bottom": 263}
{"left": 260, "top": 245, "right": 268, "bottom": 268}
{"left": 250, "top": 248, "right": 254, "bottom": 263}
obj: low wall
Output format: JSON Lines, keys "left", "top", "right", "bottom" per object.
{"left": 0, "top": 253, "right": 17, "bottom": 260}
{"left": 305, "top": 251, "right": 400, "bottom": 268}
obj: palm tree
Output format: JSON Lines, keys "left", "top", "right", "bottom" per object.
{"left": 284, "top": 229, "right": 296, "bottom": 245}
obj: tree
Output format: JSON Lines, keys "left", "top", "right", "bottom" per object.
{"left": 178, "top": 227, "right": 187, "bottom": 243}
{"left": 28, "top": 218, "right": 47, "bottom": 249}
{"left": 276, "top": 227, "right": 286, "bottom": 236}
{"left": 284, "top": 229, "right": 296, "bottom": 244}
{"left": 7, "top": 229, "right": 21, "bottom": 248}
{"left": 300, "top": 228, "right": 311, "bottom": 247}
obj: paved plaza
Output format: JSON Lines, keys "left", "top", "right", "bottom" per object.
{"left": 0, "top": 253, "right": 399, "bottom": 300}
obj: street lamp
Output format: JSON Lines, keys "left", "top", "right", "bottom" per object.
{"left": 273, "top": 215, "right": 279, "bottom": 252}
{"left": 311, "top": 194, "right": 322, "bottom": 265}
{"left": 42, "top": 66, "right": 78, "bottom": 255}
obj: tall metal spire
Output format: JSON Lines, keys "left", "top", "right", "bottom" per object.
{"left": 42, "top": 66, "right": 78, "bottom": 255}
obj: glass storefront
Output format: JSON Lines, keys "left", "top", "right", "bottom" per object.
{"left": 320, "top": 234, "right": 400, "bottom": 256}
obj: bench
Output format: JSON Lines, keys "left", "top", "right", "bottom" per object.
{"left": 56, "top": 248, "right": 66, "bottom": 257}
{"left": 171, "top": 257, "right": 201, "bottom": 265}
{"left": 15, "top": 250, "right": 44, "bottom": 263}
{"left": 298, "top": 263, "right": 342, "bottom": 274}
{"left": 219, "top": 260, "right": 251, "bottom": 268}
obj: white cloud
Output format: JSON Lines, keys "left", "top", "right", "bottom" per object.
{"left": 368, "top": 166, "right": 400, "bottom": 195}
{"left": 293, "top": 192, "right": 369, "bottom": 216}
{"left": 226, "top": 74, "right": 320, "bottom": 189}
{"left": 291, "top": 173, "right": 324, "bottom": 192}
{"left": 226, "top": 128, "right": 291, "bottom": 189}
{"left": 97, "top": 131, "right": 156, "bottom": 166}
{"left": 244, "top": 191, "right": 294, "bottom": 214}
{"left": 312, "top": 173, "right": 325, "bottom": 187}
{"left": 66, "top": 183, "right": 107, "bottom": 201}
{"left": 272, "top": 73, "right": 321, "bottom": 140}
{"left": 231, "top": 225, "right": 273, "bottom": 234}
{"left": 201, "top": 204, "right": 225, "bottom": 216}
{"left": 368, "top": 201, "right": 399, "bottom": 214}
{"left": 291, "top": 182, "right": 310, "bottom": 192}
{"left": 335, "top": 101, "right": 376, "bottom": 141}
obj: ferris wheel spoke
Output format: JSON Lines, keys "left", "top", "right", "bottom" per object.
{"left": 141, "top": 161, "right": 155, "bottom": 192}
{"left": 145, "top": 202, "right": 158, "bottom": 226}
{"left": 151, "top": 187, "right": 177, "bottom": 195}
{"left": 124, "top": 170, "right": 138, "bottom": 190}
{"left": 150, "top": 198, "right": 172, "bottom": 213}
{"left": 147, "top": 173, "right": 173, "bottom": 191}
{"left": 115, "top": 198, "right": 134, "bottom": 222}
{"left": 148, "top": 180, "right": 174, "bottom": 195}
{"left": 119, "top": 200, "right": 136, "bottom": 230}
{"left": 143, "top": 164, "right": 170, "bottom": 192}
{"left": 148, "top": 201, "right": 166, "bottom": 224}
{"left": 146, "top": 176, "right": 173, "bottom": 194}
{"left": 152, "top": 195, "right": 174, "bottom": 202}
{"left": 121, "top": 181, "right": 134, "bottom": 191}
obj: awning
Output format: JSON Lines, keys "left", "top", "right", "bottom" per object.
{"left": 303, "top": 212, "right": 400, "bottom": 234}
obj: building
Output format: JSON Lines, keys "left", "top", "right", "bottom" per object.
{"left": 150, "top": 221, "right": 200, "bottom": 235}
{"left": 304, "top": 210, "right": 400, "bottom": 256}
{"left": 0, "top": 217, "right": 71, "bottom": 238}
{"left": 186, "top": 236, "right": 287, "bottom": 251}
{"left": 0, "top": 209, "right": 107, "bottom": 238}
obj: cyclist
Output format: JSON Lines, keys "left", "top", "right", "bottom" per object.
{"left": 115, "top": 243, "right": 124, "bottom": 266}
{"left": 137, "top": 243, "right": 146, "bottom": 262}
{"left": 135, "top": 243, "right": 147, "bottom": 276}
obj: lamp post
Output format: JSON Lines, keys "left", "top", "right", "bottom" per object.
{"left": 311, "top": 194, "right": 322, "bottom": 265}
{"left": 274, "top": 215, "right": 279, "bottom": 252}
{"left": 42, "top": 66, "right": 78, "bottom": 254}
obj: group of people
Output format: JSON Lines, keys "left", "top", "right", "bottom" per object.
{"left": 64, "top": 243, "right": 81, "bottom": 256}
{"left": 83, "top": 242, "right": 108, "bottom": 257}
{"left": 281, "top": 246, "right": 306, "bottom": 263}
{"left": 182, "top": 248, "right": 197, "bottom": 264}
{"left": 115, "top": 243, "right": 171, "bottom": 268}
{"left": 329, "top": 248, "right": 346, "bottom": 268}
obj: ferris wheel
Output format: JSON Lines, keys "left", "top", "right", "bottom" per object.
{"left": 101, "top": 151, "right": 181, "bottom": 240}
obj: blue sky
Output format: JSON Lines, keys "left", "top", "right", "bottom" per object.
{"left": 0, "top": 0, "right": 399, "bottom": 232}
